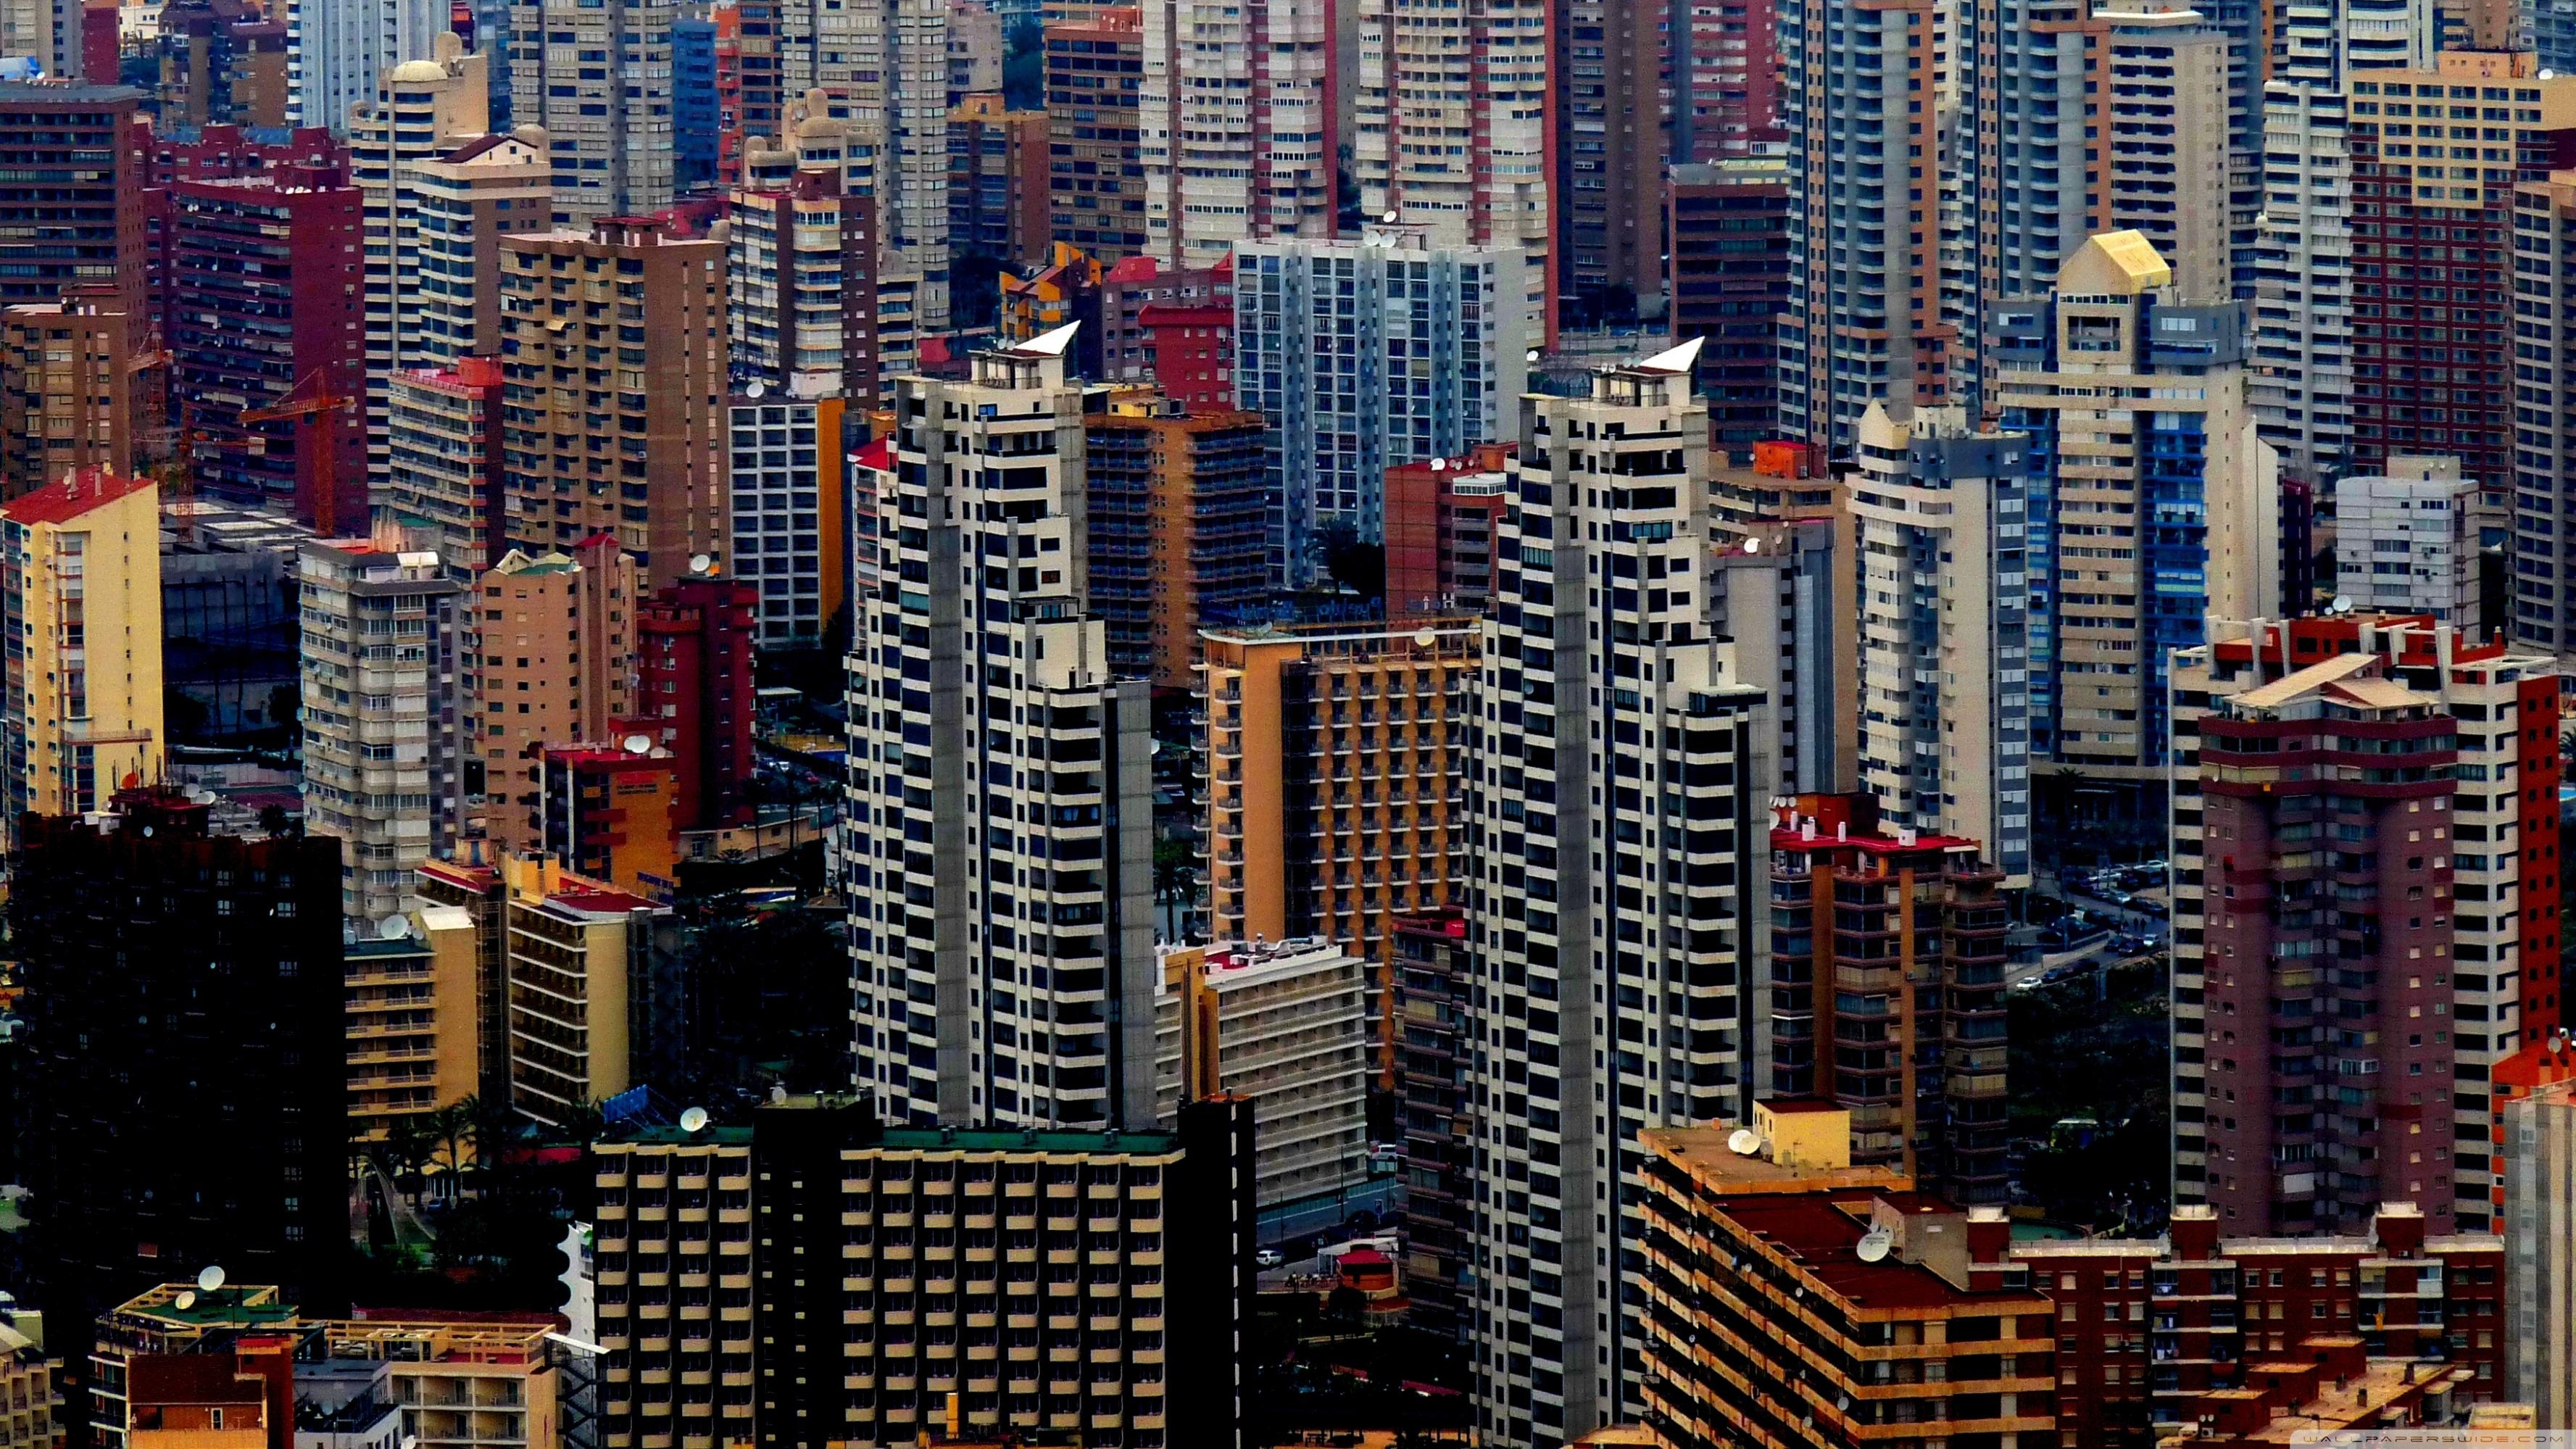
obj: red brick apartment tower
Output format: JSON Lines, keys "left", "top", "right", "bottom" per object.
{"left": 635, "top": 573, "right": 758, "bottom": 831}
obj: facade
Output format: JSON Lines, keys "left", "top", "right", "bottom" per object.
{"left": 1637, "top": 1118, "right": 2054, "bottom": 1449}
{"left": 1044, "top": 7, "right": 1147, "bottom": 259}
{"left": 2018, "top": 1202, "right": 2508, "bottom": 1444}
{"left": 1080, "top": 391, "right": 1266, "bottom": 687}
{"left": 1138, "top": 0, "right": 1335, "bottom": 269}
{"left": 0, "top": 470, "right": 163, "bottom": 843}
{"left": 2348, "top": 55, "right": 2576, "bottom": 484}
{"left": 1764, "top": 794, "right": 2011, "bottom": 1201}
{"left": 2508, "top": 1077, "right": 2576, "bottom": 1423}
{"left": 407, "top": 130, "right": 553, "bottom": 367}
{"left": 1392, "top": 908, "right": 1471, "bottom": 1341}
{"left": 348, "top": 37, "right": 489, "bottom": 478}
{"left": 1200, "top": 621, "right": 1476, "bottom": 1045}
{"left": 1994, "top": 231, "right": 2278, "bottom": 782}
{"left": 462, "top": 536, "right": 639, "bottom": 853}
{"left": 283, "top": 0, "right": 444, "bottom": 133}
{"left": 1135, "top": 301, "right": 1231, "bottom": 409}
{"left": 168, "top": 161, "right": 368, "bottom": 525}
{"left": 2335, "top": 457, "right": 2490, "bottom": 625}
{"left": 507, "top": 0, "right": 676, "bottom": 220}
{"left": 1382, "top": 444, "right": 1511, "bottom": 621}
{"left": 343, "top": 907, "right": 480, "bottom": 1146}
{"left": 1095, "top": 253, "right": 1228, "bottom": 384}
{"left": 842, "top": 331, "right": 1160, "bottom": 1131}
{"left": 150, "top": 0, "right": 291, "bottom": 131}
{"left": 1845, "top": 403, "right": 2034, "bottom": 884}
{"left": 498, "top": 222, "right": 727, "bottom": 590}
{"left": 1665, "top": 159, "right": 1790, "bottom": 456}
{"left": 2169, "top": 615, "right": 2562, "bottom": 1234}
{"left": 947, "top": 91, "right": 1050, "bottom": 263}
{"left": 0, "top": 86, "right": 144, "bottom": 317}
{"left": 381, "top": 357, "right": 508, "bottom": 573}
{"left": 298, "top": 539, "right": 463, "bottom": 925}
{"left": 13, "top": 794, "right": 346, "bottom": 1400}
{"left": 539, "top": 744, "right": 680, "bottom": 895}
{"left": 1706, "top": 507, "right": 1857, "bottom": 798}
{"left": 0, "top": 1322, "right": 57, "bottom": 1449}
{"left": 2503, "top": 167, "right": 2576, "bottom": 652}
{"left": 1350, "top": 0, "right": 1545, "bottom": 337}
{"left": 635, "top": 572, "right": 759, "bottom": 831}
{"left": 504, "top": 872, "right": 665, "bottom": 1124}
{"left": 725, "top": 396, "right": 847, "bottom": 646}
{"left": 1775, "top": 0, "right": 1949, "bottom": 452}
{"left": 1468, "top": 344, "right": 1770, "bottom": 1444}
{"left": 1153, "top": 939, "right": 1369, "bottom": 1217}
{"left": 318, "top": 1318, "right": 562, "bottom": 1449}
{"left": 1231, "top": 228, "right": 1527, "bottom": 586}
{"left": 415, "top": 858, "right": 515, "bottom": 1103}
{"left": 727, "top": 120, "right": 879, "bottom": 402}
{"left": 1, "top": 291, "right": 133, "bottom": 500}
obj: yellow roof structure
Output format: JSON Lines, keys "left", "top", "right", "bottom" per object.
{"left": 2232, "top": 651, "right": 2373, "bottom": 710}
{"left": 2084, "top": 230, "right": 2173, "bottom": 289}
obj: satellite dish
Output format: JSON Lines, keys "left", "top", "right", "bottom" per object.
{"left": 1855, "top": 1229, "right": 1893, "bottom": 1264}
{"left": 1413, "top": 628, "right": 1437, "bottom": 648}
{"left": 1429, "top": 457, "right": 1446, "bottom": 471}
{"left": 378, "top": 916, "right": 410, "bottom": 941}
{"left": 1381, "top": 209, "right": 1397, "bottom": 224}
{"left": 689, "top": 552, "right": 714, "bottom": 576}
{"left": 1743, "top": 536, "right": 1762, "bottom": 555}
{"left": 197, "top": 1265, "right": 225, "bottom": 1293}
{"left": 745, "top": 381, "right": 767, "bottom": 399}
{"left": 2329, "top": 594, "right": 2353, "bottom": 615}
{"left": 1726, "top": 1128, "right": 1762, "bottom": 1156}
{"left": 679, "top": 1106, "right": 710, "bottom": 1134}
{"left": 1525, "top": 349, "right": 1540, "bottom": 362}
{"left": 623, "top": 734, "right": 653, "bottom": 755}
{"left": 173, "top": 1290, "right": 196, "bottom": 1312}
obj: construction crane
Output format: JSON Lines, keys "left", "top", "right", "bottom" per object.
{"left": 241, "top": 373, "right": 357, "bottom": 535}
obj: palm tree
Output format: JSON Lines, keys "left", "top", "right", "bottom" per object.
{"left": 430, "top": 1101, "right": 473, "bottom": 1200}
{"left": 386, "top": 1116, "right": 437, "bottom": 1205}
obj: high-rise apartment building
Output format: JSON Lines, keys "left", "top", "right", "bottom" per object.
{"left": 1550, "top": 0, "right": 1664, "bottom": 315}
{"left": 0, "top": 86, "right": 144, "bottom": 317}
{"left": 1201, "top": 621, "right": 1474, "bottom": 1002}
{"left": 1776, "top": 0, "right": 1954, "bottom": 452}
{"left": 1994, "top": 231, "right": 2278, "bottom": 786}
{"left": 1352, "top": 0, "right": 1553, "bottom": 339}
{"left": 508, "top": 0, "right": 676, "bottom": 220}
{"left": 407, "top": 129, "right": 552, "bottom": 366}
{"left": 727, "top": 122, "right": 878, "bottom": 400}
{"left": 1383, "top": 444, "right": 1512, "bottom": 620}
{"left": 0, "top": 470, "right": 161, "bottom": 842}
{"left": 2169, "top": 616, "right": 2562, "bottom": 1235}
{"left": 1764, "top": 794, "right": 2011, "bottom": 1201}
{"left": 463, "top": 536, "right": 639, "bottom": 852}
{"left": 725, "top": 395, "right": 847, "bottom": 646}
{"left": 1, "top": 288, "right": 134, "bottom": 499}
{"left": 344, "top": 905, "right": 481, "bottom": 1145}
{"left": 842, "top": 330, "right": 1160, "bottom": 1131}
{"left": 382, "top": 356, "right": 508, "bottom": 572}
{"left": 284, "top": 0, "right": 446, "bottom": 133}
{"left": 2348, "top": 54, "right": 2575, "bottom": 483}
{"left": 2509, "top": 1076, "right": 2576, "bottom": 1424}
{"left": 1392, "top": 906, "right": 1471, "bottom": 1341}
{"left": 504, "top": 867, "right": 666, "bottom": 1123}
{"left": 1138, "top": 0, "right": 1335, "bottom": 269}
{"left": 349, "top": 37, "right": 490, "bottom": 479}
{"left": 298, "top": 538, "right": 464, "bottom": 924}
{"left": 1154, "top": 939, "right": 1370, "bottom": 1226}
{"left": 635, "top": 570, "right": 758, "bottom": 831}
{"left": 947, "top": 91, "right": 1049, "bottom": 262}
{"left": 1706, "top": 507, "right": 1857, "bottom": 799}
{"left": 1232, "top": 228, "right": 1526, "bottom": 586}
{"left": 1044, "top": 6, "right": 1147, "bottom": 259}
{"left": 1468, "top": 343, "right": 1769, "bottom": 1444}
{"left": 414, "top": 858, "right": 515, "bottom": 1103}
{"left": 760, "top": 0, "right": 952, "bottom": 334}
{"left": 1665, "top": 159, "right": 1789, "bottom": 456}
{"left": 1844, "top": 402, "right": 2035, "bottom": 885}
{"left": 498, "top": 221, "right": 726, "bottom": 589}
{"left": 2335, "top": 457, "right": 2494, "bottom": 626}
{"left": 13, "top": 790, "right": 346, "bottom": 1400}
{"left": 168, "top": 160, "right": 368, "bottom": 525}
{"left": 1081, "top": 391, "right": 1266, "bottom": 687}
{"left": 150, "top": 0, "right": 292, "bottom": 130}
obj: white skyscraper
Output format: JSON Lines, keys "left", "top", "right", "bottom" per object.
{"left": 1139, "top": 0, "right": 1336, "bottom": 269}
{"left": 842, "top": 325, "right": 1160, "bottom": 1129}
{"left": 1467, "top": 340, "right": 1770, "bottom": 1446}
{"left": 508, "top": 0, "right": 676, "bottom": 220}
{"left": 288, "top": 0, "right": 454, "bottom": 133}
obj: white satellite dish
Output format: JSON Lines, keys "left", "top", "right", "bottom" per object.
{"left": 1381, "top": 209, "right": 1398, "bottom": 224}
{"left": 1429, "top": 457, "right": 1446, "bottom": 471}
{"left": 197, "top": 1265, "right": 225, "bottom": 1294}
{"left": 2328, "top": 594, "right": 2353, "bottom": 615}
{"left": 1725, "top": 1128, "right": 1762, "bottom": 1157}
{"left": 378, "top": 916, "right": 410, "bottom": 941}
{"left": 1413, "top": 628, "right": 1438, "bottom": 648}
{"left": 745, "top": 381, "right": 767, "bottom": 400}
{"left": 1855, "top": 1229, "right": 1893, "bottom": 1264}
{"left": 1743, "top": 536, "right": 1762, "bottom": 555}
{"left": 623, "top": 734, "right": 653, "bottom": 755}
{"left": 689, "top": 553, "right": 715, "bottom": 576}
{"left": 173, "top": 1290, "right": 196, "bottom": 1312}
{"left": 679, "top": 1106, "right": 710, "bottom": 1134}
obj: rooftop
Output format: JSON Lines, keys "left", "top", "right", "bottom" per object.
{"left": 1707, "top": 1190, "right": 2048, "bottom": 1313}
{"left": 4, "top": 468, "right": 153, "bottom": 527}
{"left": 1642, "top": 1124, "right": 1906, "bottom": 1198}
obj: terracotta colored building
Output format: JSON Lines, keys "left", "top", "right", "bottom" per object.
{"left": 465, "top": 535, "right": 640, "bottom": 852}
{"left": 1382, "top": 443, "right": 1511, "bottom": 620}
{"left": 948, "top": 91, "right": 1050, "bottom": 264}
{"left": 1081, "top": 391, "right": 1266, "bottom": 687}
{"left": 1044, "top": 7, "right": 1146, "bottom": 260}
{"left": 2, "top": 286, "right": 135, "bottom": 499}
{"left": 541, "top": 745, "right": 680, "bottom": 899}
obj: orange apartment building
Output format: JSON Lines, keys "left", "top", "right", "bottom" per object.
{"left": 1203, "top": 620, "right": 1476, "bottom": 1079}
{"left": 1083, "top": 390, "right": 1266, "bottom": 687}
{"left": 463, "top": 534, "right": 639, "bottom": 851}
